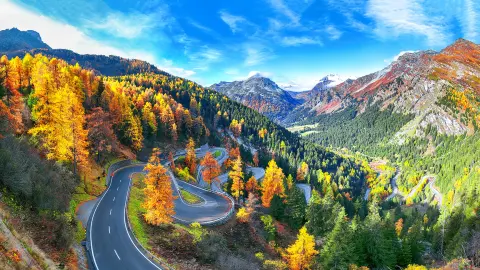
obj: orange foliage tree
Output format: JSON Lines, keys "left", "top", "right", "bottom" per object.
{"left": 296, "top": 161, "right": 309, "bottom": 181}
{"left": 200, "top": 152, "right": 221, "bottom": 186}
{"left": 245, "top": 176, "right": 259, "bottom": 195}
{"left": 261, "top": 159, "right": 285, "bottom": 207}
{"left": 143, "top": 148, "right": 175, "bottom": 225}
{"left": 185, "top": 137, "right": 197, "bottom": 175}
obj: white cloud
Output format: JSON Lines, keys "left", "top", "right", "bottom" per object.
{"left": 189, "top": 46, "right": 222, "bottom": 63}
{"left": 86, "top": 12, "right": 156, "bottom": 39}
{"left": 463, "top": 0, "right": 479, "bottom": 42}
{"left": 267, "top": 0, "right": 300, "bottom": 25}
{"left": 383, "top": 50, "right": 418, "bottom": 64}
{"left": 281, "top": 36, "right": 322, "bottom": 46}
{"left": 156, "top": 59, "right": 196, "bottom": 78}
{"left": 244, "top": 45, "right": 273, "bottom": 66}
{"left": 0, "top": 0, "right": 194, "bottom": 79}
{"left": 219, "top": 11, "right": 247, "bottom": 33}
{"left": 325, "top": 25, "right": 343, "bottom": 40}
{"left": 247, "top": 71, "right": 273, "bottom": 78}
{"left": 366, "top": 0, "right": 450, "bottom": 46}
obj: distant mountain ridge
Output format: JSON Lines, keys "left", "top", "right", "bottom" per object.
{"left": 210, "top": 74, "right": 301, "bottom": 121}
{"left": 285, "top": 39, "right": 480, "bottom": 139}
{"left": 0, "top": 28, "right": 51, "bottom": 52}
{"left": 0, "top": 28, "right": 167, "bottom": 76}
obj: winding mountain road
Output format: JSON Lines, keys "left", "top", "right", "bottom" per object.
{"left": 87, "top": 146, "right": 235, "bottom": 270}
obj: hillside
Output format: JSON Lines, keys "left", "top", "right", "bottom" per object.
{"left": 287, "top": 39, "right": 480, "bottom": 138}
{"left": 0, "top": 28, "right": 166, "bottom": 77}
{"left": 0, "top": 29, "right": 478, "bottom": 270}
{"left": 210, "top": 74, "right": 301, "bottom": 121}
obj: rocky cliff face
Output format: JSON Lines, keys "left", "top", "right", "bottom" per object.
{"left": 0, "top": 28, "right": 51, "bottom": 52}
{"left": 287, "top": 39, "right": 480, "bottom": 138}
{"left": 210, "top": 74, "right": 300, "bottom": 121}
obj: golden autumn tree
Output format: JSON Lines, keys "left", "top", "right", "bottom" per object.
{"left": 229, "top": 156, "right": 244, "bottom": 202}
{"left": 200, "top": 152, "right": 221, "bottom": 186}
{"left": 245, "top": 176, "right": 259, "bottom": 195}
{"left": 143, "top": 148, "right": 175, "bottom": 225}
{"left": 296, "top": 162, "right": 309, "bottom": 181}
{"left": 185, "top": 137, "right": 197, "bottom": 175}
{"left": 284, "top": 226, "right": 318, "bottom": 270}
{"left": 262, "top": 159, "right": 285, "bottom": 207}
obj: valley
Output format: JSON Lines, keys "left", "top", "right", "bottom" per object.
{"left": 0, "top": 23, "right": 478, "bottom": 270}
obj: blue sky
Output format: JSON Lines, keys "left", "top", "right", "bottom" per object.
{"left": 0, "top": 0, "right": 479, "bottom": 90}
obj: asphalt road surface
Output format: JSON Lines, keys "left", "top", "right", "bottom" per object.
{"left": 88, "top": 147, "right": 234, "bottom": 270}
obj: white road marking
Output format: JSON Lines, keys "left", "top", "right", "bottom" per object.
{"left": 110, "top": 209, "right": 112, "bottom": 215}
{"left": 117, "top": 187, "right": 119, "bottom": 191}
{"left": 114, "top": 249, "right": 121, "bottom": 260}
{"left": 113, "top": 197, "right": 115, "bottom": 202}
{"left": 108, "top": 226, "right": 110, "bottom": 234}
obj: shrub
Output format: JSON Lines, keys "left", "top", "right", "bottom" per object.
{"left": 197, "top": 233, "right": 228, "bottom": 263}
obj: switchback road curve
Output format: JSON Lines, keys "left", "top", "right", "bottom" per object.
{"left": 88, "top": 147, "right": 233, "bottom": 270}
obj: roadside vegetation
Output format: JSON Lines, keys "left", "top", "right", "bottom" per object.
{"left": 179, "top": 188, "right": 204, "bottom": 204}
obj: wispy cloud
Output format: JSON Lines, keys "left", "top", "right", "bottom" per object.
{"left": 463, "top": 0, "right": 479, "bottom": 42}
{"left": 87, "top": 11, "right": 156, "bottom": 39}
{"left": 244, "top": 45, "right": 274, "bottom": 66}
{"left": 219, "top": 10, "right": 247, "bottom": 33}
{"left": 281, "top": 36, "right": 322, "bottom": 46}
{"left": 325, "top": 25, "right": 343, "bottom": 40}
{"left": 366, "top": 0, "right": 450, "bottom": 46}
{"left": 188, "top": 46, "right": 222, "bottom": 64}
{"left": 267, "top": 0, "right": 300, "bottom": 25}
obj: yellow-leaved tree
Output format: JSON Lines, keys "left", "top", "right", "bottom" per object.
{"left": 229, "top": 156, "right": 244, "bottom": 202}
{"left": 261, "top": 159, "right": 285, "bottom": 207}
{"left": 185, "top": 137, "right": 197, "bottom": 175}
{"left": 143, "top": 148, "right": 175, "bottom": 225}
{"left": 284, "top": 226, "right": 318, "bottom": 270}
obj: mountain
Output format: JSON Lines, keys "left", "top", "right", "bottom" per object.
{"left": 295, "top": 74, "right": 349, "bottom": 102}
{"left": 0, "top": 28, "right": 166, "bottom": 76}
{"left": 210, "top": 74, "right": 301, "bottom": 121}
{"left": 0, "top": 28, "right": 51, "bottom": 52}
{"left": 286, "top": 39, "right": 480, "bottom": 138}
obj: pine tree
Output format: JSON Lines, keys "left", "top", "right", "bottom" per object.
{"left": 285, "top": 186, "right": 307, "bottom": 230}
{"left": 143, "top": 148, "right": 175, "bottom": 225}
{"left": 320, "top": 208, "right": 356, "bottom": 269}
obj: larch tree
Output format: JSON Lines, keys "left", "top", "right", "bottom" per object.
{"left": 229, "top": 156, "right": 244, "bottom": 202}
{"left": 245, "top": 176, "right": 259, "bottom": 195}
{"left": 284, "top": 226, "right": 319, "bottom": 270}
{"left": 296, "top": 161, "right": 309, "bottom": 181}
{"left": 143, "top": 148, "right": 175, "bottom": 225}
{"left": 185, "top": 137, "right": 197, "bottom": 175}
{"left": 200, "top": 152, "right": 221, "bottom": 186}
{"left": 261, "top": 159, "right": 285, "bottom": 207}
{"left": 86, "top": 107, "right": 119, "bottom": 162}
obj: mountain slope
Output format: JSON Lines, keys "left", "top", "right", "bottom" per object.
{"left": 210, "top": 74, "right": 300, "bottom": 121}
{"left": 0, "top": 28, "right": 166, "bottom": 77}
{"left": 287, "top": 39, "right": 480, "bottom": 139}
